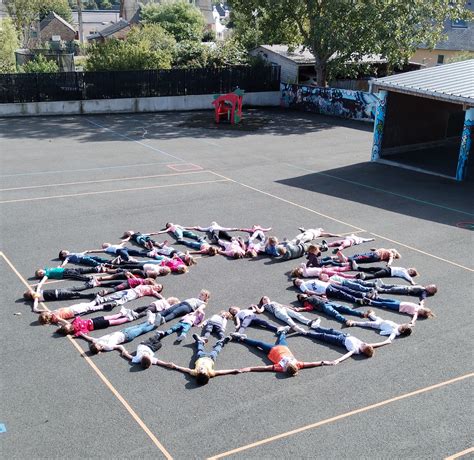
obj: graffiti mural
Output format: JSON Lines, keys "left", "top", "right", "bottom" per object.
{"left": 455, "top": 108, "right": 473, "bottom": 181}
{"left": 280, "top": 83, "right": 380, "bottom": 122}
{"left": 371, "top": 90, "right": 387, "bottom": 161}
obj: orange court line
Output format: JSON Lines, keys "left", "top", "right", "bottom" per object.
{"left": 0, "top": 251, "right": 173, "bottom": 459}
{"left": 0, "top": 170, "right": 209, "bottom": 192}
{"left": 208, "top": 372, "right": 474, "bottom": 459}
{"left": 207, "top": 171, "right": 365, "bottom": 232}
{"left": 207, "top": 171, "right": 471, "bottom": 272}
{"left": 369, "top": 232, "right": 474, "bottom": 272}
{"left": 0, "top": 178, "right": 228, "bottom": 204}
{"left": 445, "top": 447, "right": 474, "bottom": 460}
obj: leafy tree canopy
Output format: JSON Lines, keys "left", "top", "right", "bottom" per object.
{"left": 85, "top": 27, "right": 175, "bottom": 71}
{"left": 6, "top": 0, "right": 73, "bottom": 46}
{"left": 39, "top": 0, "right": 73, "bottom": 23}
{"left": 0, "top": 18, "right": 20, "bottom": 73}
{"left": 141, "top": 0, "right": 206, "bottom": 42}
{"left": 19, "top": 54, "right": 59, "bottom": 73}
{"left": 229, "top": 0, "right": 473, "bottom": 86}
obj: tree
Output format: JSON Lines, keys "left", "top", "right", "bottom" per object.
{"left": 126, "top": 23, "right": 176, "bottom": 54}
{"left": 229, "top": 0, "right": 472, "bottom": 86}
{"left": 0, "top": 18, "right": 20, "bottom": 73}
{"left": 5, "top": 0, "right": 40, "bottom": 47}
{"left": 19, "top": 54, "right": 59, "bottom": 73}
{"left": 39, "top": 0, "right": 73, "bottom": 23}
{"left": 85, "top": 36, "right": 174, "bottom": 71}
{"left": 6, "top": 0, "right": 73, "bottom": 46}
{"left": 141, "top": 0, "right": 206, "bottom": 42}
{"left": 207, "top": 39, "right": 249, "bottom": 67}
{"left": 173, "top": 40, "right": 209, "bottom": 68}
{"left": 447, "top": 51, "right": 474, "bottom": 63}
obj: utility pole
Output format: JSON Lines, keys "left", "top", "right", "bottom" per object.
{"left": 77, "top": 0, "right": 83, "bottom": 44}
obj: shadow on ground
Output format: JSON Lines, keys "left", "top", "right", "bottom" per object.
{"left": 0, "top": 109, "right": 372, "bottom": 142}
{"left": 277, "top": 162, "right": 474, "bottom": 227}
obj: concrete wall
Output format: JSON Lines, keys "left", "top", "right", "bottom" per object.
{"left": 410, "top": 49, "right": 473, "bottom": 67}
{"left": 0, "top": 91, "right": 280, "bottom": 117}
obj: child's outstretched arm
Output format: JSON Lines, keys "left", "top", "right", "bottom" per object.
{"left": 327, "top": 350, "right": 354, "bottom": 365}
{"left": 214, "top": 368, "right": 244, "bottom": 376}
{"left": 155, "top": 361, "right": 192, "bottom": 374}
{"left": 301, "top": 360, "right": 323, "bottom": 369}
{"left": 116, "top": 345, "right": 132, "bottom": 360}
{"left": 239, "top": 365, "right": 275, "bottom": 373}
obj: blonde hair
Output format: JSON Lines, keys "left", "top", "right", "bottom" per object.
{"left": 291, "top": 267, "right": 303, "bottom": 278}
{"left": 167, "top": 296, "right": 180, "bottom": 305}
{"left": 200, "top": 289, "right": 210, "bottom": 301}
{"left": 267, "top": 236, "right": 278, "bottom": 245}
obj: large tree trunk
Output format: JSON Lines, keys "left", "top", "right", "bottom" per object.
{"left": 314, "top": 60, "right": 328, "bottom": 87}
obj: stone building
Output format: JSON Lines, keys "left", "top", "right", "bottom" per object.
{"left": 39, "top": 12, "right": 76, "bottom": 43}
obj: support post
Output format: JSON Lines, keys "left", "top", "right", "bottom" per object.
{"left": 371, "top": 90, "right": 387, "bottom": 161}
{"left": 456, "top": 107, "right": 473, "bottom": 181}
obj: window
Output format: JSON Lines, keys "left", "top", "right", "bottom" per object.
{"left": 451, "top": 19, "right": 468, "bottom": 28}
{"left": 437, "top": 54, "right": 445, "bottom": 65}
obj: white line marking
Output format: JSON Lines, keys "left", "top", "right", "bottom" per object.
{"left": 0, "top": 170, "right": 209, "bottom": 192}
{"left": 0, "top": 179, "right": 229, "bottom": 204}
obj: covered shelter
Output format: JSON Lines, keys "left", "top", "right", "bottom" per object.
{"left": 371, "top": 59, "right": 474, "bottom": 181}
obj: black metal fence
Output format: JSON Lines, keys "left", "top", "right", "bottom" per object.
{"left": 0, "top": 66, "right": 281, "bottom": 104}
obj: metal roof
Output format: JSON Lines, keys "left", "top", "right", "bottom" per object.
{"left": 373, "top": 59, "right": 474, "bottom": 106}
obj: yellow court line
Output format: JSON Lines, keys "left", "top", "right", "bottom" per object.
{"left": 0, "top": 179, "right": 228, "bottom": 204}
{"left": 208, "top": 372, "right": 474, "bottom": 459}
{"left": 207, "top": 171, "right": 365, "bottom": 232}
{"left": 0, "top": 170, "right": 209, "bottom": 192}
{"left": 0, "top": 251, "right": 173, "bottom": 460}
{"left": 445, "top": 447, "right": 474, "bottom": 460}
{"left": 207, "top": 171, "right": 472, "bottom": 272}
{"left": 369, "top": 232, "right": 474, "bottom": 272}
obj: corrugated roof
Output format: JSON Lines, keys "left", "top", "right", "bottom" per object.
{"left": 373, "top": 59, "right": 474, "bottom": 106}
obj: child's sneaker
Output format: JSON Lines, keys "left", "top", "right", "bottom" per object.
{"left": 277, "top": 325, "right": 291, "bottom": 334}
{"left": 176, "top": 333, "right": 186, "bottom": 342}
{"left": 147, "top": 310, "right": 156, "bottom": 325}
{"left": 230, "top": 332, "right": 247, "bottom": 341}
{"left": 310, "top": 318, "right": 321, "bottom": 329}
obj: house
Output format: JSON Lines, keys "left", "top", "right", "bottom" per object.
{"left": 411, "top": 2, "right": 474, "bottom": 66}
{"left": 251, "top": 45, "right": 422, "bottom": 88}
{"left": 87, "top": 19, "right": 133, "bottom": 42}
{"left": 71, "top": 10, "right": 121, "bottom": 39}
{"left": 39, "top": 11, "right": 76, "bottom": 43}
{"left": 371, "top": 60, "right": 474, "bottom": 181}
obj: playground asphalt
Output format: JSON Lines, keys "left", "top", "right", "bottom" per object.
{"left": 1, "top": 108, "right": 473, "bottom": 459}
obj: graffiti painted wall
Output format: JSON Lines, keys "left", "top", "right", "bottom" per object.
{"left": 280, "top": 83, "right": 379, "bottom": 122}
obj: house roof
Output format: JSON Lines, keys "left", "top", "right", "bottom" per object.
{"left": 420, "top": 4, "right": 474, "bottom": 51}
{"left": 87, "top": 19, "right": 130, "bottom": 40}
{"left": 255, "top": 45, "right": 406, "bottom": 66}
{"left": 72, "top": 10, "right": 121, "bottom": 25}
{"left": 373, "top": 59, "right": 474, "bottom": 106}
{"left": 256, "top": 45, "right": 316, "bottom": 65}
{"left": 40, "top": 11, "right": 75, "bottom": 33}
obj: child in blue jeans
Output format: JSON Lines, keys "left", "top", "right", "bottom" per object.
{"left": 157, "top": 309, "right": 205, "bottom": 342}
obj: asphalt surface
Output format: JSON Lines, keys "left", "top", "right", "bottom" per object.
{"left": 1, "top": 108, "right": 473, "bottom": 459}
